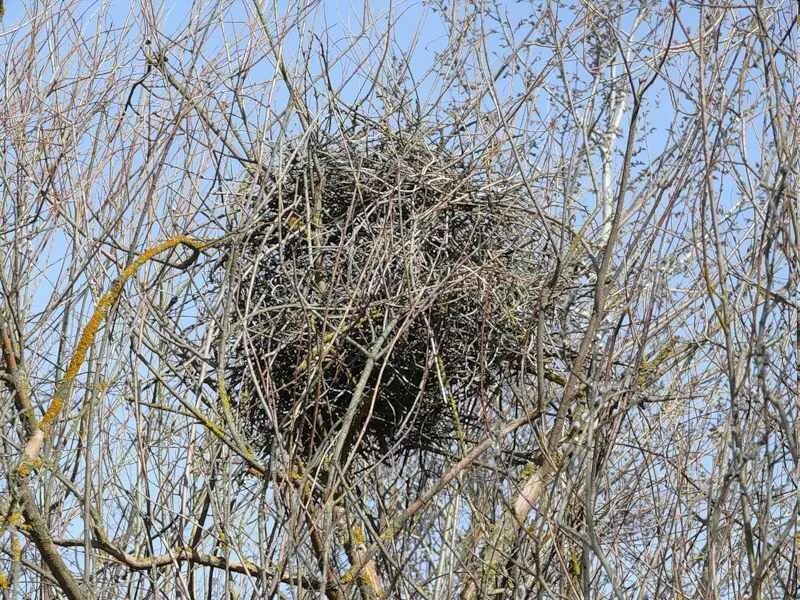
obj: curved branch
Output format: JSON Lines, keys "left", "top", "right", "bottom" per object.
{"left": 51, "top": 536, "right": 317, "bottom": 587}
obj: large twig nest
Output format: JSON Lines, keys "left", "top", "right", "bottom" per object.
{"left": 219, "top": 126, "right": 550, "bottom": 464}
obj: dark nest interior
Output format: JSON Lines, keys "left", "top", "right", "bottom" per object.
{"left": 217, "top": 126, "right": 551, "bottom": 465}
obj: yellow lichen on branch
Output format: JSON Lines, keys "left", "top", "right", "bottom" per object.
{"left": 19, "top": 236, "right": 215, "bottom": 475}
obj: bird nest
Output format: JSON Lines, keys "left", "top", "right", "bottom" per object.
{"left": 218, "top": 128, "right": 549, "bottom": 464}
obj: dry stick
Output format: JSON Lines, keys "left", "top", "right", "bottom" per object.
{"left": 145, "top": 51, "right": 256, "bottom": 173}
{"left": 8, "top": 236, "right": 215, "bottom": 600}
{"left": 8, "top": 233, "right": 349, "bottom": 599}
{"left": 14, "top": 485, "right": 88, "bottom": 600}
{"left": 18, "top": 237, "right": 214, "bottom": 472}
{"left": 334, "top": 507, "right": 384, "bottom": 600}
{"left": 473, "top": 26, "right": 678, "bottom": 598}
{"left": 459, "top": 11, "right": 672, "bottom": 594}
{"left": 2, "top": 326, "right": 91, "bottom": 600}
{"left": 307, "top": 519, "right": 344, "bottom": 600}
{"left": 2, "top": 324, "right": 90, "bottom": 599}
{"left": 340, "top": 406, "right": 544, "bottom": 585}
{"left": 284, "top": 474, "right": 345, "bottom": 600}
{"left": 49, "top": 536, "right": 316, "bottom": 586}
{"left": 0, "top": 323, "right": 37, "bottom": 435}
{"left": 306, "top": 318, "right": 399, "bottom": 599}
{"left": 41, "top": 454, "right": 302, "bottom": 592}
